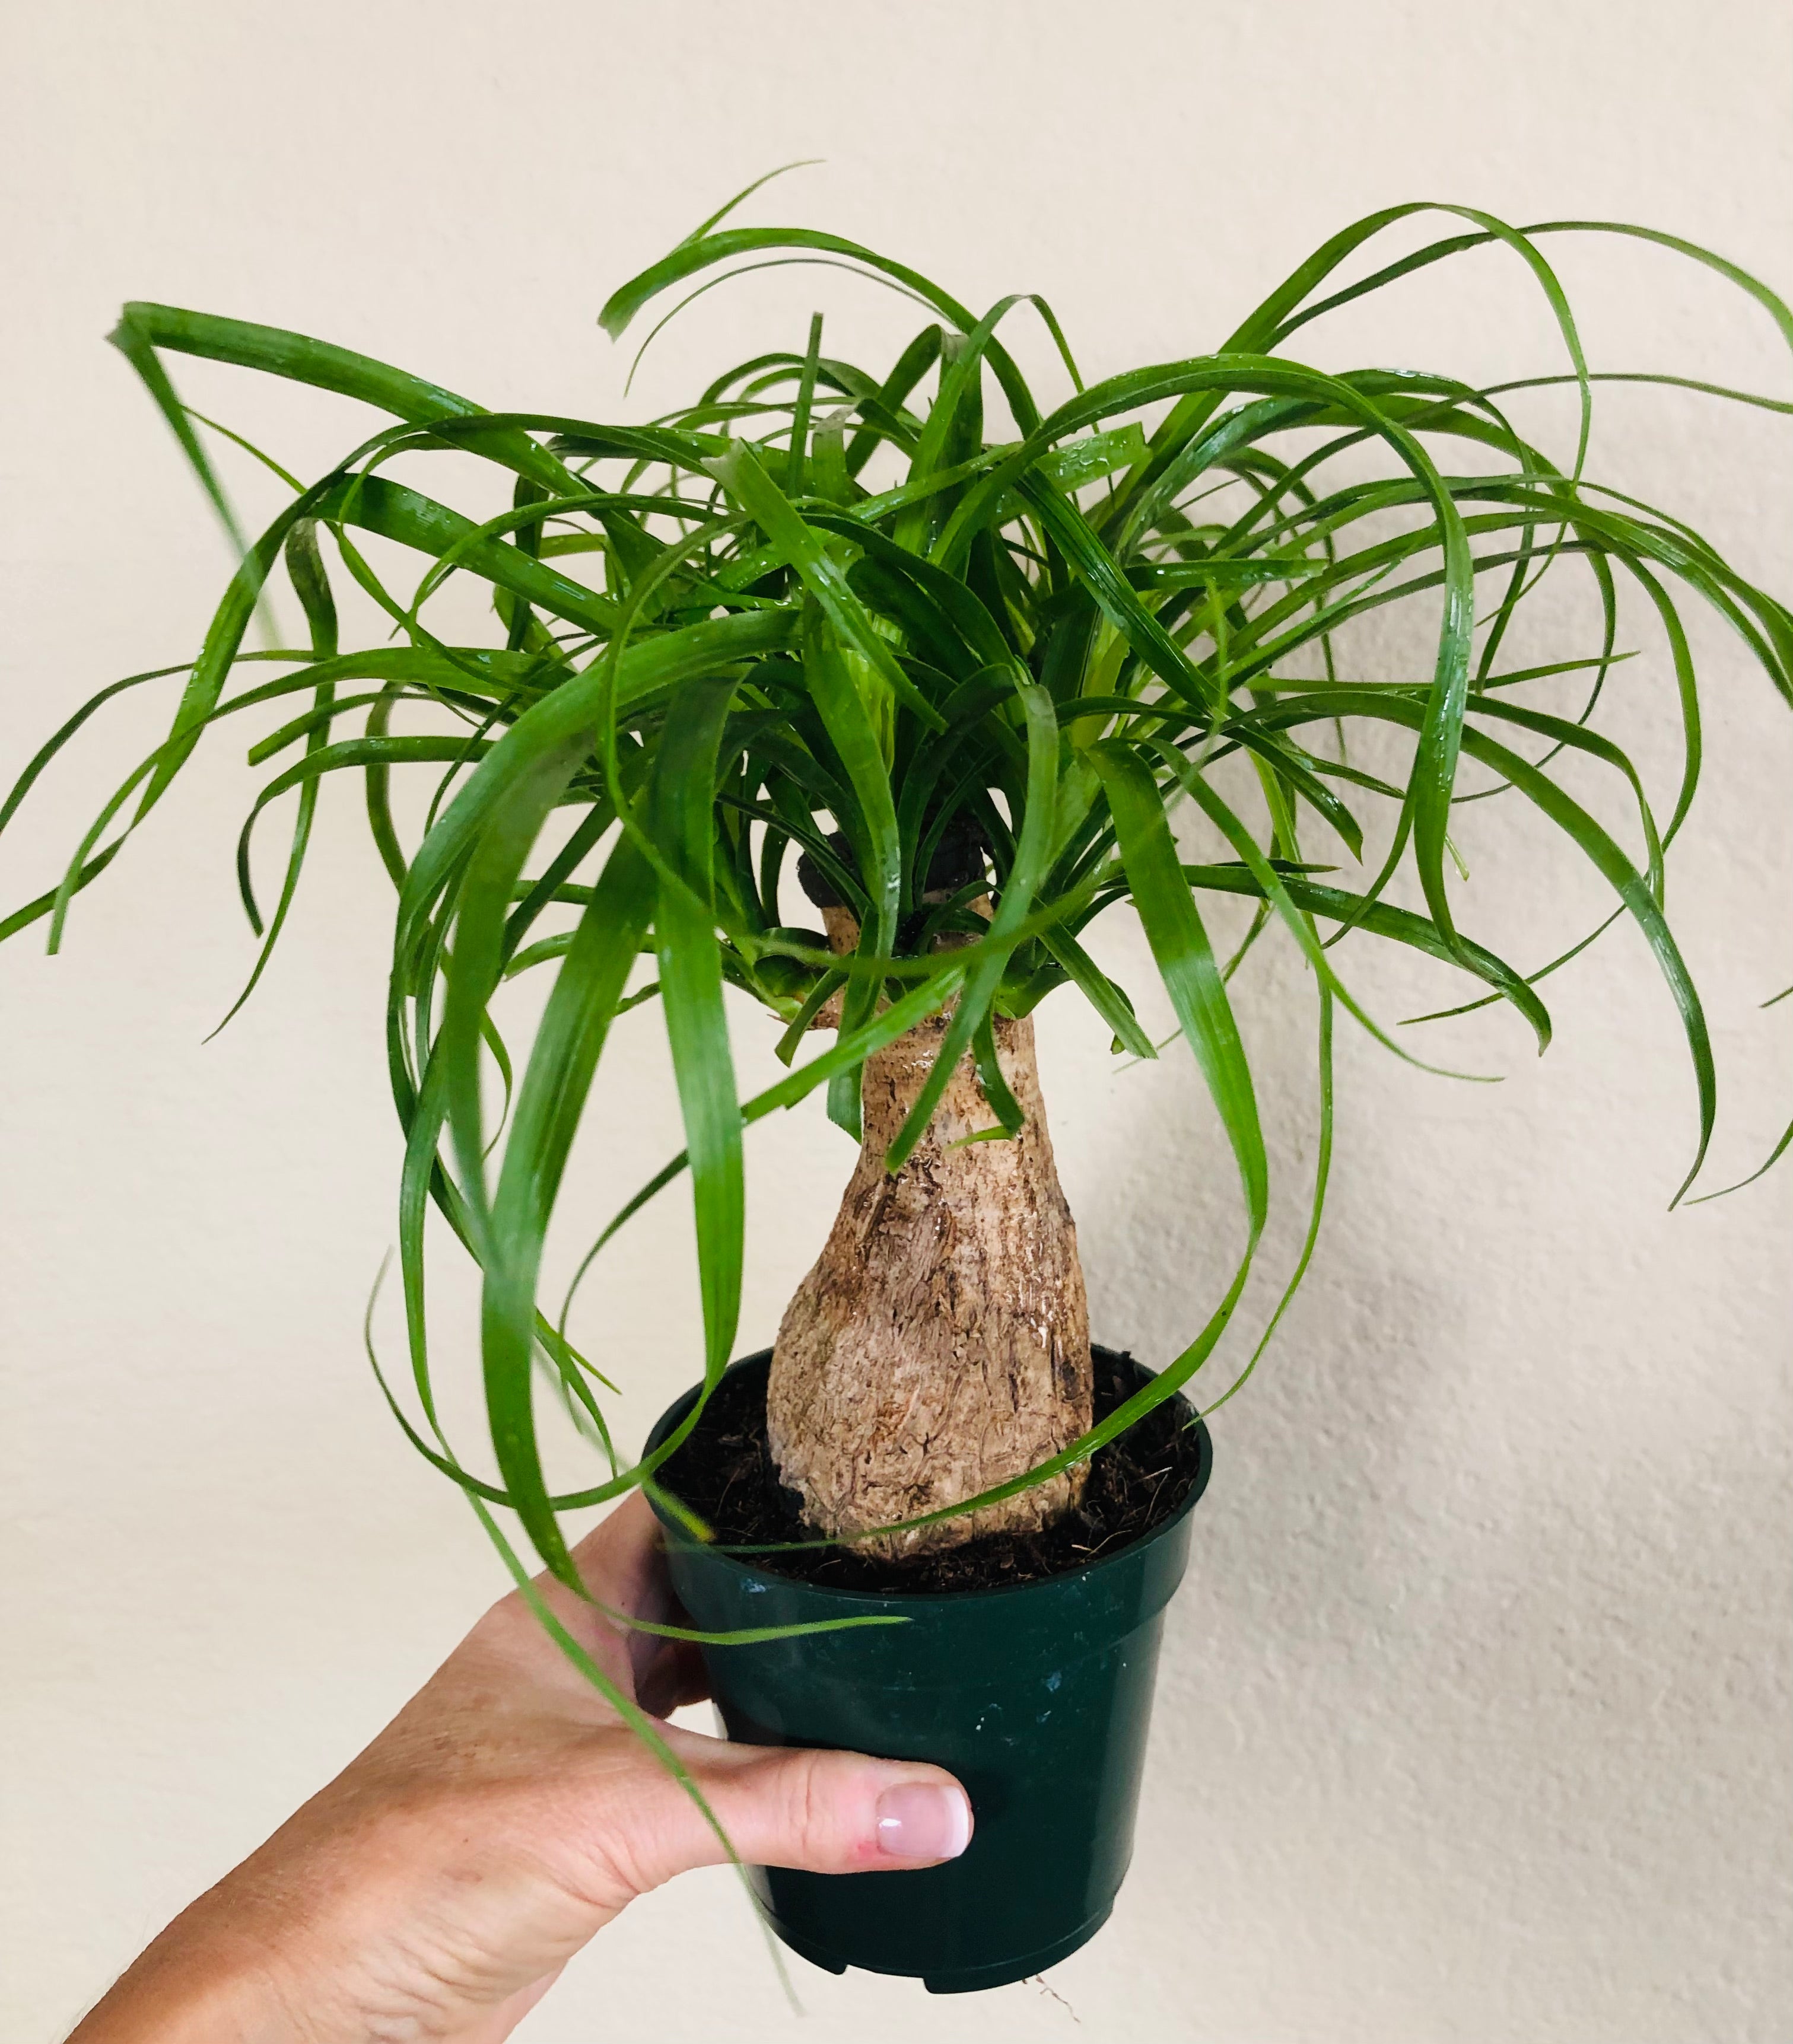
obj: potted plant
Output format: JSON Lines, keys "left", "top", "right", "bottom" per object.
{"left": 7, "top": 182, "right": 1789, "bottom": 1993}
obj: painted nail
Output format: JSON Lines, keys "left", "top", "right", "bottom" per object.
{"left": 875, "top": 1781, "right": 973, "bottom": 1861}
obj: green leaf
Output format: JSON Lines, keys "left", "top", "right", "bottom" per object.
{"left": 648, "top": 678, "right": 746, "bottom": 1391}
{"left": 1, "top": 195, "right": 1780, "bottom": 1586}
{"left": 885, "top": 675, "right": 1060, "bottom": 1170}
{"left": 482, "top": 833, "right": 656, "bottom": 1577}
{"left": 702, "top": 440, "right": 945, "bottom": 732}
{"left": 1091, "top": 743, "right": 1268, "bottom": 1227}
{"left": 113, "top": 302, "right": 576, "bottom": 493}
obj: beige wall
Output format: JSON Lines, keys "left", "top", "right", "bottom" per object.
{"left": 3, "top": 4, "right": 1789, "bottom": 2039}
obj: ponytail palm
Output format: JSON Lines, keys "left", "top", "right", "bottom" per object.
{"left": 8, "top": 190, "right": 1791, "bottom": 1581}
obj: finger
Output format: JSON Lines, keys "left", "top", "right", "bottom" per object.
{"left": 567, "top": 1491, "right": 662, "bottom": 1589}
{"left": 636, "top": 1639, "right": 710, "bottom": 1720}
{"left": 569, "top": 1496, "right": 696, "bottom": 1693}
{"left": 575, "top": 1495, "right": 677, "bottom": 1614}
{"left": 588, "top": 1727, "right": 974, "bottom": 1897}
{"left": 516, "top": 1495, "right": 681, "bottom": 1691}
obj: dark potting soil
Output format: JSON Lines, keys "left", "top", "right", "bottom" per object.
{"left": 654, "top": 1347, "right": 1206, "bottom": 1594}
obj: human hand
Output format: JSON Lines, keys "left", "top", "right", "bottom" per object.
{"left": 70, "top": 1495, "right": 972, "bottom": 2043}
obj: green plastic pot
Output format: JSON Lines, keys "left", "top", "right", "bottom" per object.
{"left": 644, "top": 1346, "right": 1212, "bottom": 1993}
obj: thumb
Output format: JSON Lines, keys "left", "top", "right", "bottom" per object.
{"left": 602, "top": 1724, "right": 974, "bottom": 1895}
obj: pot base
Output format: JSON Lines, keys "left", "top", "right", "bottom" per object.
{"left": 763, "top": 1888, "right": 1113, "bottom": 1993}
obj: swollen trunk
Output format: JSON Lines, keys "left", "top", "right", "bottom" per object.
{"left": 767, "top": 1010, "right": 1093, "bottom": 1556}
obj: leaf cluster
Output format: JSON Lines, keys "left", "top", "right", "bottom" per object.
{"left": 8, "top": 186, "right": 1792, "bottom": 1574}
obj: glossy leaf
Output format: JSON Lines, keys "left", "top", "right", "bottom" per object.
{"left": 4, "top": 192, "right": 1785, "bottom": 1580}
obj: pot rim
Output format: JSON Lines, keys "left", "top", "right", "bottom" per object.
{"left": 644, "top": 1344, "right": 1213, "bottom": 1609}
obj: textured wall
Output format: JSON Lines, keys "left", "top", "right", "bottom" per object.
{"left": 2, "top": 5, "right": 1788, "bottom": 2039}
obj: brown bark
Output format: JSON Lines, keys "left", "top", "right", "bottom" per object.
{"left": 767, "top": 919, "right": 1092, "bottom": 1556}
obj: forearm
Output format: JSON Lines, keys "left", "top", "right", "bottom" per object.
{"left": 66, "top": 1783, "right": 604, "bottom": 2044}
{"left": 69, "top": 1804, "right": 424, "bottom": 2044}
{"left": 69, "top": 1893, "right": 313, "bottom": 2044}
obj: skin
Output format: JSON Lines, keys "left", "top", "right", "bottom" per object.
{"left": 69, "top": 1497, "right": 972, "bottom": 2043}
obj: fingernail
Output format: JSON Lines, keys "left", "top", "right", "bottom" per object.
{"left": 875, "top": 1781, "right": 972, "bottom": 1861}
